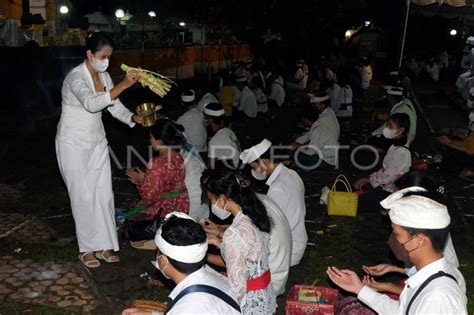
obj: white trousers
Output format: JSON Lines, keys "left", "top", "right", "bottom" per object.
{"left": 56, "top": 140, "right": 119, "bottom": 253}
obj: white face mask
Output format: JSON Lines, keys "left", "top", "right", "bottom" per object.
{"left": 91, "top": 56, "right": 109, "bottom": 73}
{"left": 251, "top": 168, "right": 267, "bottom": 180}
{"left": 382, "top": 126, "right": 398, "bottom": 139}
{"left": 151, "top": 256, "right": 170, "bottom": 279}
{"left": 211, "top": 200, "right": 231, "bottom": 220}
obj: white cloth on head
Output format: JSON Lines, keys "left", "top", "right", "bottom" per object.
{"left": 240, "top": 139, "right": 272, "bottom": 164}
{"left": 167, "top": 265, "right": 240, "bottom": 315}
{"left": 358, "top": 257, "right": 467, "bottom": 315}
{"left": 257, "top": 193, "right": 292, "bottom": 296}
{"left": 380, "top": 186, "right": 427, "bottom": 209}
{"left": 237, "top": 86, "right": 258, "bottom": 118}
{"left": 385, "top": 195, "right": 450, "bottom": 229}
{"left": 208, "top": 127, "right": 241, "bottom": 167}
{"left": 196, "top": 92, "right": 219, "bottom": 112}
{"left": 309, "top": 93, "right": 330, "bottom": 104}
{"left": 177, "top": 108, "right": 207, "bottom": 152}
{"left": 181, "top": 90, "right": 195, "bottom": 102}
{"left": 155, "top": 212, "right": 208, "bottom": 263}
{"left": 181, "top": 150, "right": 208, "bottom": 220}
{"left": 56, "top": 61, "right": 135, "bottom": 253}
{"left": 266, "top": 164, "right": 307, "bottom": 266}
{"left": 203, "top": 105, "right": 225, "bottom": 117}
{"left": 295, "top": 107, "right": 340, "bottom": 166}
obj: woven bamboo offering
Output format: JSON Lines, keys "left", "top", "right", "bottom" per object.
{"left": 129, "top": 299, "right": 167, "bottom": 313}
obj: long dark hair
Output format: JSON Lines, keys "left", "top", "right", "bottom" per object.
{"left": 388, "top": 113, "right": 410, "bottom": 147}
{"left": 150, "top": 119, "right": 186, "bottom": 150}
{"left": 200, "top": 167, "right": 272, "bottom": 233}
{"left": 86, "top": 32, "right": 114, "bottom": 53}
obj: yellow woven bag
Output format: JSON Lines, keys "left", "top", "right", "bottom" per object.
{"left": 327, "top": 175, "right": 358, "bottom": 217}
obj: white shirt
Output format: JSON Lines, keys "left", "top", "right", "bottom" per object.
{"left": 328, "top": 82, "right": 342, "bottom": 112}
{"left": 336, "top": 85, "right": 353, "bottom": 117}
{"left": 358, "top": 257, "right": 467, "bottom": 315}
{"left": 407, "top": 234, "right": 460, "bottom": 276}
{"left": 177, "top": 108, "right": 207, "bottom": 152}
{"left": 266, "top": 164, "right": 307, "bottom": 266}
{"left": 208, "top": 127, "right": 241, "bottom": 167}
{"left": 369, "top": 145, "right": 411, "bottom": 192}
{"left": 257, "top": 193, "right": 292, "bottom": 296}
{"left": 269, "top": 76, "right": 285, "bottom": 107}
{"left": 57, "top": 61, "right": 135, "bottom": 149}
{"left": 295, "top": 107, "right": 340, "bottom": 166}
{"left": 372, "top": 99, "right": 417, "bottom": 146}
{"left": 197, "top": 92, "right": 219, "bottom": 112}
{"left": 232, "top": 86, "right": 241, "bottom": 107}
{"left": 181, "top": 150, "right": 208, "bottom": 220}
{"left": 237, "top": 86, "right": 258, "bottom": 118}
{"left": 254, "top": 88, "right": 268, "bottom": 113}
{"left": 167, "top": 265, "right": 241, "bottom": 315}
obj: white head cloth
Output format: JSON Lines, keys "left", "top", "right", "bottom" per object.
{"left": 236, "top": 76, "right": 247, "bottom": 83}
{"left": 308, "top": 93, "right": 329, "bottom": 103}
{"left": 181, "top": 90, "right": 195, "bottom": 102}
{"left": 381, "top": 187, "right": 451, "bottom": 229}
{"left": 154, "top": 212, "right": 208, "bottom": 263}
{"left": 240, "top": 139, "right": 272, "bottom": 164}
{"left": 466, "top": 36, "right": 474, "bottom": 45}
{"left": 387, "top": 87, "right": 404, "bottom": 96}
{"left": 154, "top": 104, "right": 163, "bottom": 111}
{"left": 203, "top": 104, "right": 225, "bottom": 117}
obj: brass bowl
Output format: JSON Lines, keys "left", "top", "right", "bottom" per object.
{"left": 136, "top": 103, "right": 156, "bottom": 127}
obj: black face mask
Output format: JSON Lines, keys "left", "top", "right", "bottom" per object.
{"left": 387, "top": 232, "right": 418, "bottom": 264}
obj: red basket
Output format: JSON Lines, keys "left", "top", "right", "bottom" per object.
{"left": 286, "top": 285, "right": 340, "bottom": 315}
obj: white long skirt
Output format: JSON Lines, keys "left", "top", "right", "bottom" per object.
{"left": 55, "top": 140, "right": 119, "bottom": 253}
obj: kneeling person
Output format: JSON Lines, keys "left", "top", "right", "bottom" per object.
{"left": 123, "top": 212, "right": 241, "bottom": 315}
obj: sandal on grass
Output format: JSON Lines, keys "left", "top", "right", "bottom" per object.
{"left": 95, "top": 250, "right": 120, "bottom": 263}
{"left": 79, "top": 252, "right": 101, "bottom": 269}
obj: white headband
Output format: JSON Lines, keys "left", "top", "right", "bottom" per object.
{"left": 181, "top": 90, "right": 195, "bottom": 102}
{"left": 155, "top": 104, "right": 163, "bottom": 111}
{"left": 240, "top": 139, "right": 272, "bottom": 164}
{"left": 380, "top": 186, "right": 427, "bottom": 209}
{"left": 387, "top": 88, "right": 403, "bottom": 96}
{"left": 309, "top": 93, "right": 329, "bottom": 103}
{"left": 236, "top": 77, "right": 247, "bottom": 83}
{"left": 381, "top": 187, "right": 451, "bottom": 229}
{"left": 204, "top": 105, "right": 225, "bottom": 117}
{"left": 154, "top": 212, "right": 208, "bottom": 264}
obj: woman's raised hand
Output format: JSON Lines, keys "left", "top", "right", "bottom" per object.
{"left": 122, "top": 70, "right": 140, "bottom": 89}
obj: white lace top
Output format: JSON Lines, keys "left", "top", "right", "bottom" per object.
{"left": 221, "top": 211, "right": 276, "bottom": 314}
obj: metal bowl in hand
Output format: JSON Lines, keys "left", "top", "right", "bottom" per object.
{"left": 136, "top": 103, "right": 156, "bottom": 127}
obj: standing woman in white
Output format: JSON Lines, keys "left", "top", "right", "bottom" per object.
{"left": 56, "top": 32, "right": 142, "bottom": 268}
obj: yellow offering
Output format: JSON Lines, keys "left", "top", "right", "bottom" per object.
{"left": 297, "top": 288, "right": 322, "bottom": 303}
{"left": 121, "top": 64, "right": 176, "bottom": 97}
